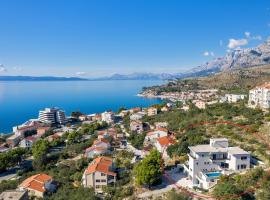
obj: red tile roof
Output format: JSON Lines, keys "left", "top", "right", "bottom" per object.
{"left": 85, "top": 156, "right": 116, "bottom": 176}
{"left": 19, "top": 174, "right": 52, "bottom": 193}
{"left": 157, "top": 136, "right": 176, "bottom": 147}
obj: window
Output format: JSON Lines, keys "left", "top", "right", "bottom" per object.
{"left": 241, "top": 164, "right": 246, "bottom": 169}
{"left": 101, "top": 180, "right": 106, "bottom": 182}
{"left": 96, "top": 179, "right": 100, "bottom": 182}
{"left": 101, "top": 173, "right": 106, "bottom": 176}
{"left": 95, "top": 185, "right": 101, "bottom": 189}
{"left": 241, "top": 156, "right": 247, "bottom": 160}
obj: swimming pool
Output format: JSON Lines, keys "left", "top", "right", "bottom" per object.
{"left": 206, "top": 172, "right": 222, "bottom": 177}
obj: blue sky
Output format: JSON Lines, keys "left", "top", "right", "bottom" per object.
{"left": 0, "top": 0, "right": 269, "bottom": 77}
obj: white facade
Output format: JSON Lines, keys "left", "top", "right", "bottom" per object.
{"left": 101, "top": 112, "right": 115, "bottom": 124}
{"left": 147, "top": 107, "right": 158, "bottom": 116}
{"left": 145, "top": 129, "right": 168, "bottom": 143}
{"left": 130, "top": 112, "right": 145, "bottom": 121}
{"left": 184, "top": 138, "right": 250, "bottom": 189}
{"left": 248, "top": 83, "right": 270, "bottom": 109}
{"left": 20, "top": 137, "right": 37, "bottom": 148}
{"left": 130, "top": 120, "right": 143, "bottom": 133}
{"left": 39, "top": 108, "right": 67, "bottom": 124}
{"left": 224, "top": 94, "right": 246, "bottom": 103}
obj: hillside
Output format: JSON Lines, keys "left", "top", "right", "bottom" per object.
{"left": 184, "top": 38, "right": 270, "bottom": 77}
{"left": 142, "top": 64, "right": 270, "bottom": 94}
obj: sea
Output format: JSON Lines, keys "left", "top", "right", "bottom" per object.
{"left": 0, "top": 80, "right": 163, "bottom": 134}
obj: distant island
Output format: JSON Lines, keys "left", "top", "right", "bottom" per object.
{"left": 0, "top": 76, "right": 88, "bottom": 81}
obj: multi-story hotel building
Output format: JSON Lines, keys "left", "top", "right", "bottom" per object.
{"left": 38, "top": 107, "right": 67, "bottom": 124}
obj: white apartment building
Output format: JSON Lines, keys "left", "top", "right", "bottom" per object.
{"left": 224, "top": 94, "right": 246, "bottom": 103}
{"left": 101, "top": 111, "right": 115, "bottom": 124}
{"left": 183, "top": 138, "right": 250, "bottom": 189}
{"left": 39, "top": 108, "right": 67, "bottom": 124}
{"left": 129, "top": 112, "right": 145, "bottom": 121}
{"left": 248, "top": 83, "right": 270, "bottom": 109}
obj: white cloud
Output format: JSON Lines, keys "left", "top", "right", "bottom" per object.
{"left": 76, "top": 71, "right": 87, "bottom": 76}
{"left": 203, "top": 51, "right": 209, "bottom": 56}
{"left": 244, "top": 32, "right": 251, "bottom": 38}
{"left": 0, "top": 64, "right": 7, "bottom": 72}
{"left": 227, "top": 38, "right": 248, "bottom": 49}
{"left": 210, "top": 52, "right": 214, "bottom": 56}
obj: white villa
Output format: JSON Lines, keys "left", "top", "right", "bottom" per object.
{"left": 145, "top": 128, "right": 168, "bottom": 143}
{"left": 248, "top": 82, "right": 270, "bottom": 109}
{"left": 183, "top": 138, "right": 250, "bottom": 189}
{"left": 101, "top": 111, "right": 115, "bottom": 124}
{"left": 223, "top": 94, "right": 246, "bottom": 103}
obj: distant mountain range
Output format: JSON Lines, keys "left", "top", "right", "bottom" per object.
{"left": 184, "top": 38, "right": 270, "bottom": 77}
{"left": 89, "top": 73, "right": 183, "bottom": 81}
{"left": 0, "top": 76, "right": 87, "bottom": 81}
{"left": 93, "top": 38, "right": 270, "bottom": 80}
{"left": 1, "top": 38, "right": 270, "bottom": 81}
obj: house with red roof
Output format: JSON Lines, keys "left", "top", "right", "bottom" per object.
{"left": 129, "top": 107, "right": 141, "bottom": 113}
{"left": 18, "top": 174, "right": 56, "bottom": 198}
{"left": 145, "top": 128, "right": 168, "bottom": 143}
{"left": 82, "top": 156, "right": 116, "bottom": 193}
{"left": 19, "top": 136, "right": 38, "bottom": 148}
{"left": 155, "top": 136, "right": 176, "bottom": 158}
{"left": 85, "top": 139, "right": 111, "bottom": 158}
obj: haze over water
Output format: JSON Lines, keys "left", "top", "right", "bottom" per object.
{"left": 0, "top": 80, "right": 162, "bottom": 133}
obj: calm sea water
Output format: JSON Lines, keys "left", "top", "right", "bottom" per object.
{"left": 0, "top": 80, "right": 162, "bottom": 133}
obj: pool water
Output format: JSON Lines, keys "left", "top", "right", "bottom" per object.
{"left": 206, "top": 172, "right": 222, "bottom": 177}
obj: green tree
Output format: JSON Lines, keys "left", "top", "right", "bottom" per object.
{"left": 71, "top": 111, "right": 83, "bottom": 119}
{"left": 32, "top": 140, "right": 49, "bottom": 169}
{"left": 134, "top": 149, "right": 162, "bottom": 187}
{"left": 67, "top": 131, "right": 82, "bottom": 144}
{"left": 0, "top": 148, "right": 26, "bottom": 172}
{"left": 32, "top": 140, "right": 49, "bottom": 159}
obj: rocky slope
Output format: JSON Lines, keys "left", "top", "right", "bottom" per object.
{"left": 188, "top": 38, "right": 270, "bottom": 76}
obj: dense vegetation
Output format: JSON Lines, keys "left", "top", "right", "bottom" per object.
{"left": 143, "top": 100, "right": 270, "bottom": 165}
{"left": 0, "top": 148, "right": 26, "bottom": 172}
{"left": 134, "top": 149, "right": 162, "bottom": 187}
{"left": 213, "top": 167, "right": 270, "bottom": 200}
